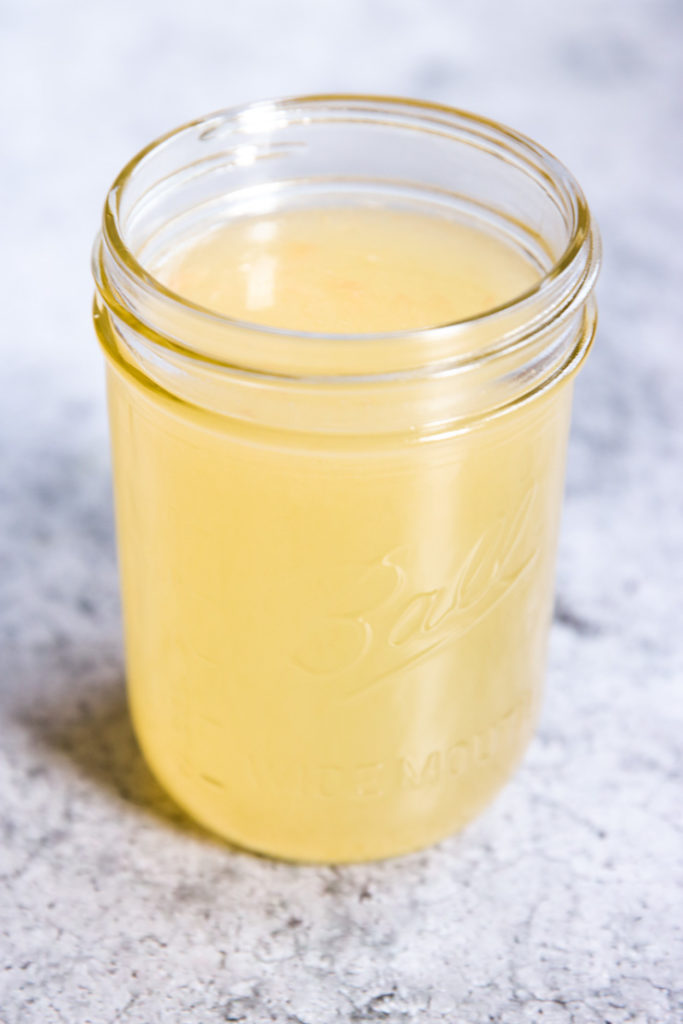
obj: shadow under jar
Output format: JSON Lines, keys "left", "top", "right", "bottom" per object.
{"left": 92, "top": 96, "right": 600, "bottom": 863}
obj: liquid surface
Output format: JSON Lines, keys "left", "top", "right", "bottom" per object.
{"left": 105, "top": 203, "right": 570, "bottom": 862}
{"left": 153, "top": 205, "right": 540, "bottom": 333}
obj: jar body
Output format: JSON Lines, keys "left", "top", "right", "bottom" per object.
{"left": 93, "top": 96, "right": 599, "bottom": 861}
{"left": 104, "top": 354, "right": 572, "bottom": 862}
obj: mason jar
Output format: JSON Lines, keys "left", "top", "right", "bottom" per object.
{"left": 92, "top": 95, "right": 600, "bottom": 862}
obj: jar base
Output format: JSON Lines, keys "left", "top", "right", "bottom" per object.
{"left": 133, "top": 723, "right": 522, "bottom": 864}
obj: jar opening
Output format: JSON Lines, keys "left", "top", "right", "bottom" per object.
{"left": 92, "top": 95, "right": 600, "bottom": 435}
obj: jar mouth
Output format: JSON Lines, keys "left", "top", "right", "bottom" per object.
{"left": 94, "top": 94, "right": 600, "bottom": 385}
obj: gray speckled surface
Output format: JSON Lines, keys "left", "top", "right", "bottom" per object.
{"left": 1, "top": 1, "right": 682, "bottom": 1021}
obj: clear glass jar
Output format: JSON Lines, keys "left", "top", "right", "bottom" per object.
{"left": 92, "top": 96, "right": 600, "bottom": 862}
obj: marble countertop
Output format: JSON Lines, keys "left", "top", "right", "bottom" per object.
{"left": 1, "top": 0, "right": 682, "bottom": 1021}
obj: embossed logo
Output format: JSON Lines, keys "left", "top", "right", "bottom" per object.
{"left": 234, "top": 691, "right": 535, "bottom": 800}
{"left": 293, "top": 485, "right": 540, "bottom": 698}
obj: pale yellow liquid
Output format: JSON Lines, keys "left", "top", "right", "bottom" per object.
{"left": 154, "top": 206, "right": 539, "bottom": 332}
{"left": 104, "top": 205, "right": 572, "bottom": 861}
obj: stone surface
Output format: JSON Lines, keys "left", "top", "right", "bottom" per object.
{"left": 1, "top": 1, "right": 682, "bottom": 1021}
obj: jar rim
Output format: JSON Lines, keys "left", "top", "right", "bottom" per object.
{"left": 97, "top": 94, "right": 599, "bottom": 361}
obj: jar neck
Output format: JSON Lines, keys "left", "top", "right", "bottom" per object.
{"left": 92, "top": 96, "right": 600, "bottom": 438}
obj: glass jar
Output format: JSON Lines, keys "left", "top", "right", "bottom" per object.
{"left": 92, "top": 96, "right": 600, "bottom": 862}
